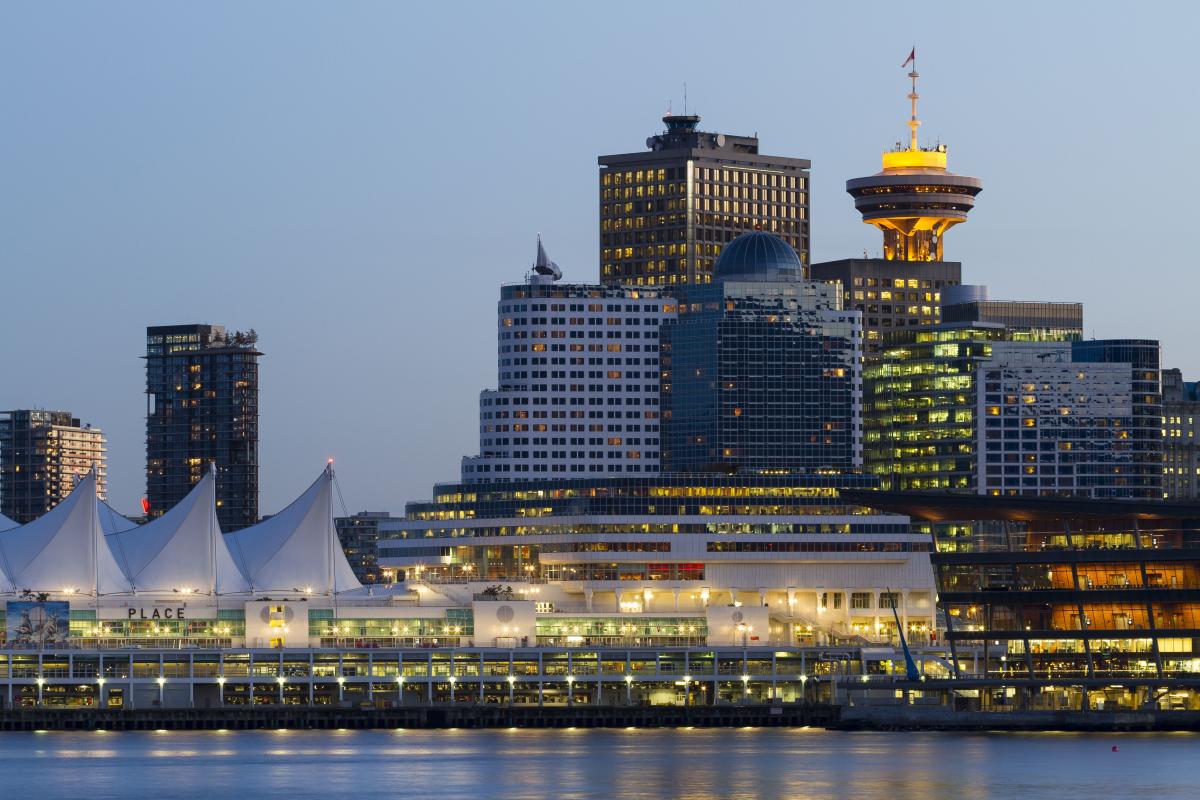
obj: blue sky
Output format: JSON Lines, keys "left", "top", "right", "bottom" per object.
{"left": 2, "top": 1, "right": 1197, "bottom": 515}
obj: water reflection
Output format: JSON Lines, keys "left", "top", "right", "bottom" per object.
{"left": 0, "top": 729, "right": 1193, "bottom": 800}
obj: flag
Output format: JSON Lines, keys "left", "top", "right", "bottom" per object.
{"left": 902, "top": 48, "right": 915, "bottom": 68}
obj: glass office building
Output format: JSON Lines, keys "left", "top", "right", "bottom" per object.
{"left": 849, "top": 490, "right": 1200, "bottom": 711}
{"left": 864, "top": 293, "right": 1161, "bottom": 499}
{"left": 661, "top": 231, "right": 862, "bottom": 474}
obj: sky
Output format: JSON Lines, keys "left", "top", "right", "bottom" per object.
{"left": 2, "top": 1, "right": 1198, "bottom": 516}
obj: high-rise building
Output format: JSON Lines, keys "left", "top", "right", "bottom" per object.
{"left": 460, "top": 239, "right": 676, "bottom": 484}
{"left": 1072, "top": 339, "right": 1163, "bottom": 498}
{"left": 811, "top": 60, "right": 981, "bottom": 353}
{"left": 661, "top": 231, "right": 862, "bottom": 474}
{"left": 809, "top": 258, "right": 960, "bottom": 354}
{"left": 1162, "top": 368, "right": 1200, "bottom": 499}
{"left": 0, "top": 410, "right": 106, "bottom": 523}
{"left": 598, "top": 113, "right": 811, "bottom": 288}
{"left": 335, "top": 510, "right": 393, "bottom": 584}
{"left": 145, "top": 324, "right": 261, "bottom": 530}
{"left": 864, "top": 287, "right": 1162, "bottom": 499}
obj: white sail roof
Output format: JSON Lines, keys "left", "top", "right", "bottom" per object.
{"left": 99, "top": 502, "right": 138, "bottom": 536}
{"left": 0, "top": 512, "right": 16, "bottom": 532}
{"left": 224, "top": 468, "right": 361, "bottom": 594}
{"left": 0, "top": 472, "right": 132, "bottom": 595}
{"left": 105, "top": 471, "right": 251, "bottom": 595}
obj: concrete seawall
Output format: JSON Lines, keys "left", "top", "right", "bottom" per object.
{"left": 0, "top": 703, "right": 839, "bottom": 731}
{"left": 836, "top": 705, "right": 1200, "bottom": 732}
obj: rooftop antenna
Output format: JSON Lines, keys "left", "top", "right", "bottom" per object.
{"left": 683, "top": 82, "right": 688, "bottom": 116}
{"left": 902, "top": 46, "right": 920, "bottom": 150}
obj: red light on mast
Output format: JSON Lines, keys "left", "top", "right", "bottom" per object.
{"left": 140, "top": 498, "right": 151, "bottom": 515}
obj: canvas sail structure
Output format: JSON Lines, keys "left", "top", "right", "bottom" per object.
{"left": 0, "top": 472, "right": 132, "bottom": 595}
{"left": 0, "top": 512, "right": 16, "bottom": 532}
{"left": 99, "top": 502, "right": 138, "bottom": 536}
{"left": 105, "top": 471, "right": 250, "bottom": 595}
{"left": 224, "top": 467, "right": 360, "bottom": 594}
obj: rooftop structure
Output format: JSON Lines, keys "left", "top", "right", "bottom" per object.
{"left": 845, "top": 55, "right": 982, "bottom": 262}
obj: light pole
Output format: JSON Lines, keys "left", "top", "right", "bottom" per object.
{"left": 217, "top": 676, "right": 226, "bottom": 707}
{"left": 396, "top": 675, "right": 404, "bottom": 707}
{"left": 156, "top": 676, "right": 166, "bottom": 706}
{"left": 449, "top": 675, "right": 457, "bottom": 704}
{"left": 624, "top": 674, "right": 633, "bottom": 705}
{"left": 681, "top": 675, "right": 691, "bottom": 707}
{"left": 96, "top": 677, "right": 106, "bottom": 709}
{"left": 566, "top": 675, "right": 575, "bottom": 706}
{"left": 276, "top": 676, "right": 285, "bottom": 705}
{"left": 741, "top": 674, "right": 750, "bottom": 704}
{"left": 506, "top": 675, "right": 515, "bottom": 706}
{"left": 337, "top": 676, "right": 345, "bottom": 704}
{"left": 36, "top": 677, "right": 45, "bottom": 707}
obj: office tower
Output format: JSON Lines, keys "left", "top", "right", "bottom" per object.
{"left": 660, "top": 230, "right": 862, "bottom": 474}
{"left": 145, "top": 324, "right": 261, "bottom": 530}
{"left": 1162, "top": 368, "right": 1200, "bottom": 499}
{"left": 460, "top": 238, "right": 677, "bottom": 484}
{"left": 864, "top": 287, "right": 1161, "bottom": 499}
{"left": 1072, "top": 339, "right": 1163, "bottom": 498}
{"left": 809, "top": 258, "right": 960, "bottom": 354}
{"left": 598, "top": 113, "right": 811, "bottom": 288}
{"left": 0, "top": 410, "right": 107, "bottom": 523}
{"left": 811, "top": 62, "right": 980, "bottom": 353}
{"left": 334, "top": 511, "right": 393, "bottom": 584}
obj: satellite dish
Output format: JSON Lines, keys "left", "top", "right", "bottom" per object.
{"left": 715, "top": 134, "right": 726, "bottom": 147}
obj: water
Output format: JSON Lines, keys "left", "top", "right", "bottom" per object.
{"left": 0, "top": 728, "right": 1193, "bottom": 799}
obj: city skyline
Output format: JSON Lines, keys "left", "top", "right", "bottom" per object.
{"left": 2, "top": 3, "right": 1197, "bottom": 514}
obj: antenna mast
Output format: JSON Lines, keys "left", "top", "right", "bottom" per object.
{"left": 907, "top": 49, "right": 920, "bottom": 151}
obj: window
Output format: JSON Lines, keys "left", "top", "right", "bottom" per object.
{"left": 851, "top": 592, "right": 873, "bottom": 609}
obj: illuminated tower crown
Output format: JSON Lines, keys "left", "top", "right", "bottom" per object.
{"left": 845, "top": 55, "right": 982, "bottom": 261}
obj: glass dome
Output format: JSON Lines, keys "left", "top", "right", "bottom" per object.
{"left": 713, "top": 230, "right": 802, "bottom": 280}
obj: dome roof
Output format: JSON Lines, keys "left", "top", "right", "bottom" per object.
{"left": 714, "top": 230, "right": 802, "bottom": 280}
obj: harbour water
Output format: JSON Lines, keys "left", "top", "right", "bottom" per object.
{"left": 0, "top": 728, "right": 1194, "bottom": 799}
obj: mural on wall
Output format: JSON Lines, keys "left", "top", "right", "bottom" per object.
{"left": 6, "top": 601, "right": 71, "bottom": 646}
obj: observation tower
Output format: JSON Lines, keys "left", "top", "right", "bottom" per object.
{"left": 846, "top": 54, "right": 982, "bottom": 261}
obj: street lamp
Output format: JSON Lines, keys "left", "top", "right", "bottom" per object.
{"left": 156, "top": 676, "right": 166, "bottom": 706}
{"left": 276, "top": 676, "right": 286, "bottom": 705}
{"left": 217, "top": 676, "right": 226, "bottom": 707}
{"left": 35, "top": 677, "right": 45, "bottom": 706}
